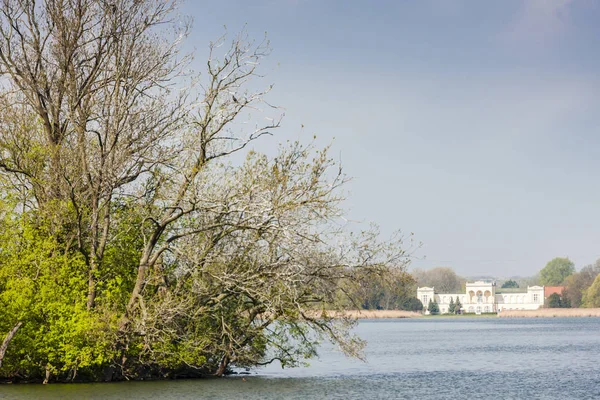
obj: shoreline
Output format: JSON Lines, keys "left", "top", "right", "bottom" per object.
{"left": 498, "top": 308, "right": 600, "bottom": 318}
{"left": 335, "top": 308, "right": 600, "bottom": 319}
{"left": 332, "top": 310, "right": 423, "bottom": 319}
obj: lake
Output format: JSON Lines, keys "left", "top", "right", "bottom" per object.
{"left": 2, "top": 317, "right": 600, "bottom": 399}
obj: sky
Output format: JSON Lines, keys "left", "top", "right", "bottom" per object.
{"left": 180, "top": 0, "right": 600, "bottom": 277}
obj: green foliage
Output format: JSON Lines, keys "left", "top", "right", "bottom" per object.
{"left": 448, "top": 297, "right": 455, "bottom": 314}
{"left": 547, "top": 293, "right": 562, "bottom": 308}
{"left": 401, "top": 297, "right": 424, "bottom": 312}
{"left": 501, "top": 280, "right": 519, "bottom": 288}
{"left": 427, "top": 299, "right": 439, "bottom": 315}
{"left": 563, "top": 260, "right": 600, "bottom": 308}
{"left": 539, "top": 257, "right": 575, "bottom": 286}
{"left": 455, "top": 296, "right": 462, "bottom": 314}
{"left": 582, "top": 274, "right": 600, "bottom": 308}
{"left": 0, "top": 211, "right": 117, "bottom": 381}
{"left": 546, "top": 291, "right": 571, "bottom": 308}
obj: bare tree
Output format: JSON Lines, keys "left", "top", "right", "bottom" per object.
{"left": 413, "top": 267, "right": 463, "bottom": 293}
{"left": 125, "top": 29, "right": 281, "bottom": 315}
{"left": 126, "top": 143, "right": 412, "bottom": 375}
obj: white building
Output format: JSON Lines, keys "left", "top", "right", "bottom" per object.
{"left": 417, "top": 281, "right": 545, "bottom": 314}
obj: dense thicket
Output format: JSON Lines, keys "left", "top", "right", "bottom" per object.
{"left": 564, "top": 260, "right": 600, "bottom": 308}
{"left": 501, "top": 280, "right": 519, "bottom": 289}
{"left": 0, "top": 0, "right": 411, "bottom": 382}
{"left": 339, "top": 267, "right": 419, "bottom": 311}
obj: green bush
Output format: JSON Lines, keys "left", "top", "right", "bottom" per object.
{"left": 428, "top": 299, "right": 440, "bottom": 315}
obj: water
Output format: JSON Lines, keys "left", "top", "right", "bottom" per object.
{"left": 2, "top": 318, "right": 600, "bottom": 399}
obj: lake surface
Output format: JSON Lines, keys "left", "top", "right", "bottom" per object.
{"left": 2, "top": 318, "right": 600, "bottom": 399}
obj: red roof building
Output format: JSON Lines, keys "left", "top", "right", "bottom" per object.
{"left": 544, "top": 286, "right": 565, "bottom": 298}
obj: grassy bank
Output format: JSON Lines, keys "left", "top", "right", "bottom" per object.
{"left": 498, "top": 308, "right": 600, "bottom": 318}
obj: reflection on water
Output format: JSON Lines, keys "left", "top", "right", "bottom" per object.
{"left": 2, "top": 318, "right": 600, "bottom": 399}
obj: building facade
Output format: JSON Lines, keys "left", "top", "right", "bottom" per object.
{"left": 417, "top": 281, "right": 545, "bottom": 314}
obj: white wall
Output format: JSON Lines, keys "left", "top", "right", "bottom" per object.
{"left": 417, "top": 283, "right": 544, "bottom": 313}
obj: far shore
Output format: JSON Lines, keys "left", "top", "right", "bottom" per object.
{"left": 327, "top": 310, "right": 423, "bottom": 319}
{"left": 498, "top": 308, "right": 600, "bottom": 318}
{"left": 328, "top": 308, "right": 600, "bottom": 319}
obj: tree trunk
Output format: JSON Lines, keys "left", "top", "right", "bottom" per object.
{"left": 87, "top": 254, "right": 98, "bottom": 310}
{"left": 0, "top": 322, "right": 22, "bottom": 368}
{"left": 86, "top": 192, "right": 100, "bottom": 310}
{"left": 215, "top": 354, "right": 229, "bottom": 377}
{"left": 43, "top": 365, "right": 51, "bottom": 384}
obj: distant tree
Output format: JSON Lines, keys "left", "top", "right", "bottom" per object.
{"left": 401, "top": 297, "right": 424, "bottom": 312}
{"left": 448, "top": 297, "right": 455, "bottom": 314}
{"left": 563, "top": 260, "right": 600, "bottom": 307}
{"left": 432, "top": 299, "right": 440, "bottom": 314}
{"left": 561, "top": 295, "right": 571, "bottom": 308}
{"left": 547, "top": 293, "right": 562, "bottom": 308}
{"left": 428, "top": 299, "right": 440, "bottom": 315}
{"left": 583, "top": 274, "right": 600, "bottom": 308}
{"left": 455, "top": 296, "right": 462, "bottom": 314}
{"left": 579, "top": 260, "right": 600, "bottom": 282}
{"left": 514, "top": 275, "right": 541, "bottom": 288}
{"left": 358, "top": 278, "right": 385, "bottom": 310}
{"left": 413, "top": 267, "right": 463, "bottom": 293}
{"left": 348, "top": 268, "right": 417, "bottom": 311}
{"left": 539, "top": 257, "right": 575, "bottom": 286}
{"left": 501, "top": 280, "right": 519, "bottom": 289}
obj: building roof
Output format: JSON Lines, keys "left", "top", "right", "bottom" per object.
{"left": 544, "top": 286, "right": 565, "bottom": 297}
{"left": 495, "top": 288, "right": 525, "bottom": 294}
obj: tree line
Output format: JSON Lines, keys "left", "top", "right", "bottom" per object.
{"left": 394, "top": 256, "right": 600, "bottom": 313}
{"left": 538, "top": 257, "right": 600, "bottom": 308}
{"left": 340, "top": 267, "right": 466, "bottom": 312}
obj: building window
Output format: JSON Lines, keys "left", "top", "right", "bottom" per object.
{"left": 423, "top": 295, "right": 428, "bottom": 305}
{"left": 533, "top": 294, "right": 539, "bottom": 303}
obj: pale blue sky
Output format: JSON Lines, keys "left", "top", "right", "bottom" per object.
{"left": 181, "top": 0, "right": 600, "bottom": 277}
